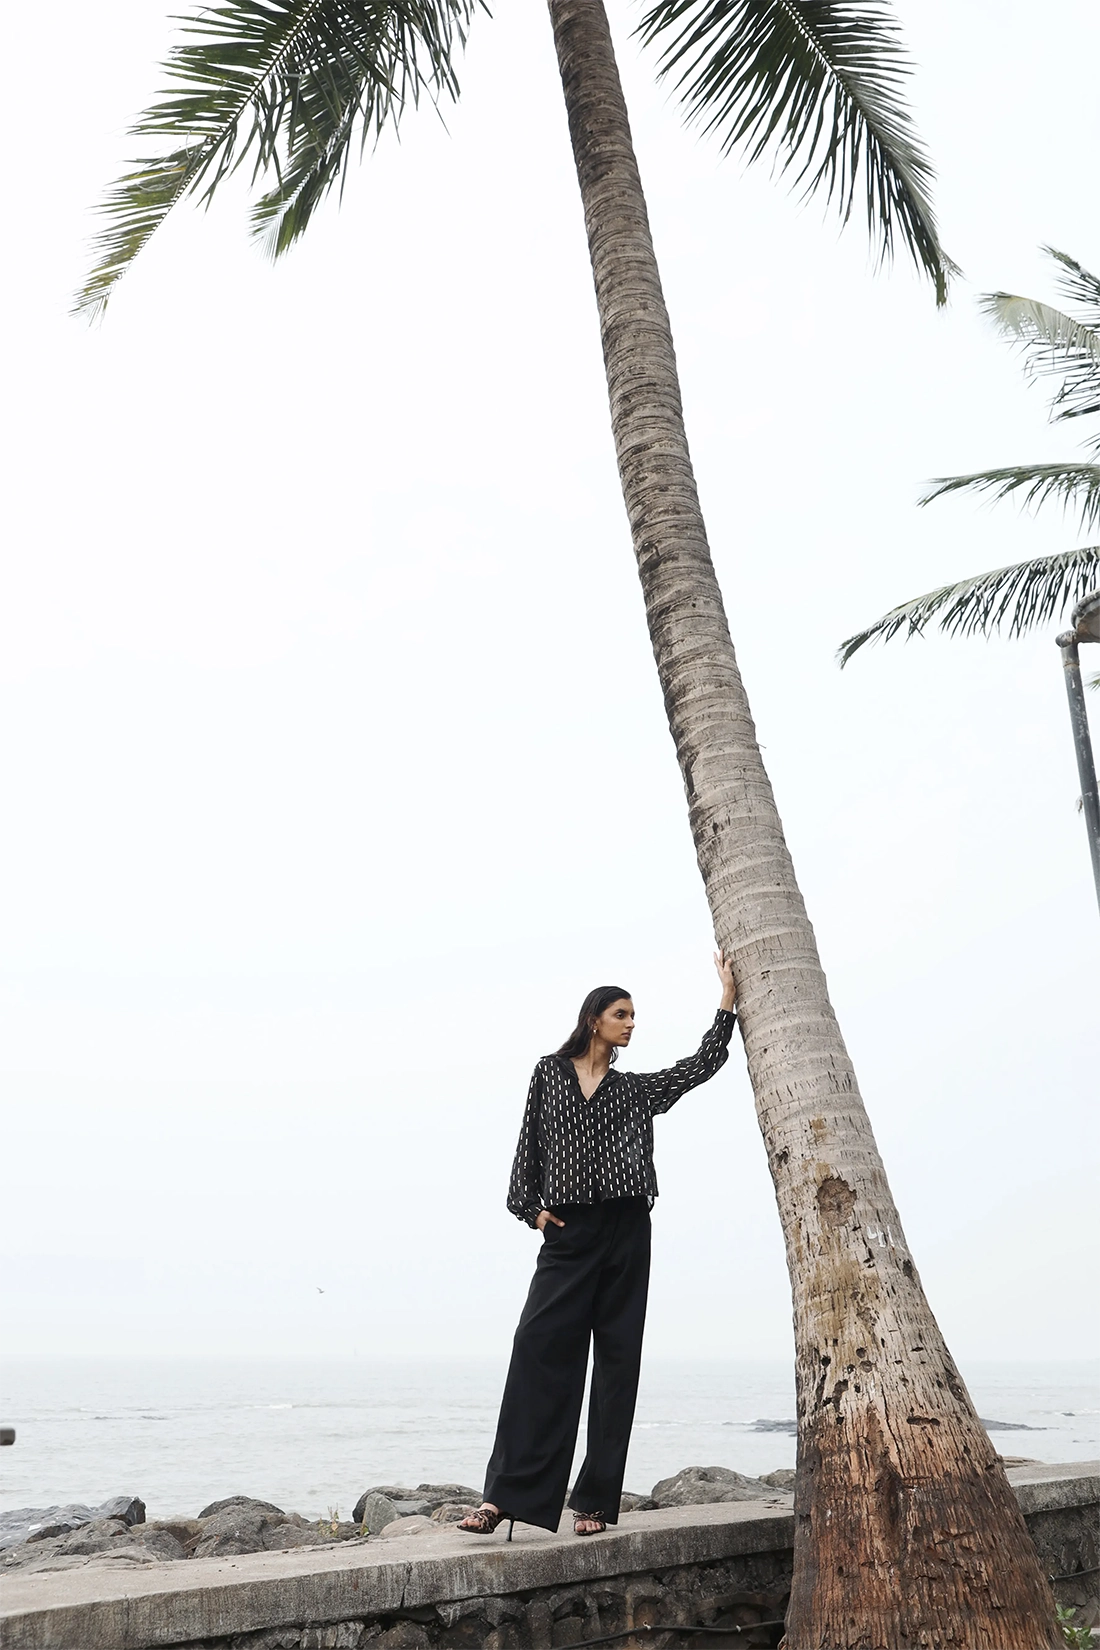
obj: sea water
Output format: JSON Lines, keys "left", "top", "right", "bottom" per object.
{"left": 1, "top": 1358, "right": 1096, "bottom": 1520}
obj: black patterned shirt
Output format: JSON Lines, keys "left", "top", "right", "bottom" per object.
{"left": 506, "top": 1011, "right": 736, "bottom": 1226}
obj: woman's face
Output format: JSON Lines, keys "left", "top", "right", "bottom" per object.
{"left": 592, "top": 998, "right": 635, "bottom": 1049}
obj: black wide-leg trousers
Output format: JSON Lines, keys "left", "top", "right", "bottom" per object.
{"left": 484, "top": 1197, "right": 651, "bottom": 1532}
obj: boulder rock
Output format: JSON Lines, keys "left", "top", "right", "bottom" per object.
{"left": 413, "top": 1482, "right": 481, "bottom": 1506}
{"left": 430, "top": 1502, "right": 478, "bottom": 1524}
{"left": 96, "top": 1495, "right": 145, "bottom": 1526}
{"left": 0, "top": 1517, "right": 179, "bottom": 1574}
{"left": 618, "top": 1493, "right": 657, "bottom": 1513}
{"left": 192, "top": 1499, "right": 289, "bottom": 1559}
{"left": 264, "top": 1524, "right": 316, "bottom": 1551}
{"left": 140, "top": 1518, "right": 205, "bottom": 1547}
{"left": 1, "top": 1520, "right": 123, "bottom": 1570}
{"left": 650, "top": 1466, "right": 772, "bottom": 1507}
{"left": 129, "top": 1529, "right": 188, "bottom": 1562}
{"left": 373, "top": 1626, "right": 431, "bottom": 1649}
{"left": 353, "top": 1492, "right": 400, "bottom": 1534}
{"left": 198, "top": 1495, "right": 285, "bottom": 1520}
{"left": 759, "top": 1469, "right": 796, "bottom": 1490}
{"left": 352, "top": 1484, "right": 481, "bottom": 1524}
{"left": 0, "top": 1496, "right": 145, "bottom": 1552}
{"left": 378, "top": 1516, "right": 438, "bottom": 1539}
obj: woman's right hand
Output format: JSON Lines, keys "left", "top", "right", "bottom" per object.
{"left": 536, "top": 1210, "right": 565, "bottom": 1232}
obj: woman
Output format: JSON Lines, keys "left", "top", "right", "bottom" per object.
{"left": 459, "top": 952, "right": 737, "bottom": 1541}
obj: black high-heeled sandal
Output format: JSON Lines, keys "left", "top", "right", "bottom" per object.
{"left": 457, "top": 1505, "right": 516, "bottom": 1541}
{"left": 572, "top": 1510, "right": 606, "bottom": 1536}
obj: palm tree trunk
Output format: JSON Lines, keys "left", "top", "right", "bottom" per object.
{"left": 546, "top": 0, "right": 1060, "bottom": 1642}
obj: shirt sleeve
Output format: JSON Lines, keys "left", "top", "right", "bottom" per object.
{"left": 639, "top": 1009, "right": 737, "bottom": 1117}
{"left": 506, "top": 1064, "right": 546, "bottom": 1227}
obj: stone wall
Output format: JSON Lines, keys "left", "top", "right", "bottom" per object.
{"left": 168, "top": 1545, "right": 792, "bottom": 1650}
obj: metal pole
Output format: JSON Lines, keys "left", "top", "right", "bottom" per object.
{"left": 1057, "top": 629, "right": 1100, "bottom": 915}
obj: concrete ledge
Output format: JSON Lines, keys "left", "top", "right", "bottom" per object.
{"left": 2, "top": 1464, "right": 1095, "bottom": 1650}
{"left": 1007, "top": 1459, "right": 1100, "bottom": 1515}
{"left": 0, "top": 1503, "right": 794, "bottom": 1650}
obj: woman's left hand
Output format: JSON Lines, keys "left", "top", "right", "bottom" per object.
{"left": 713, "top": 947, "right": 737, "bottom": 1011}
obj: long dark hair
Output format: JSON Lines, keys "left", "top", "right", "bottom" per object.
{"left": 556, "top": 986, "right": 632, "bottom": 1063}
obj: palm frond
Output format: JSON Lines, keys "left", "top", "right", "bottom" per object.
{"left": 75, "top": 0, "right": 475, "bottom": 318}
{"left": 838, "top": 545, "right": 1100, "bottom": 665}
{"left": 980, "top": 288, "right": 1100, "bottom": 441}
{"left": 1047, "top": 246, "right": 1100, "bottom": 328}
{"left": 637, "top": 0, "right": 955, "bottom": 303}
{"left": 919, "top": 463, "right": 1100, "bottom": 535}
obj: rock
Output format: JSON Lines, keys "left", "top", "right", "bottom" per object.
{"left": 0, "top": 1518, "right": 170, "bottom": 1573}
{"left": 619, "top": 1493, "right": 657, "bottom": 1513}
{"left": 192, "top": 1499, "right": 289, "bottom": 1559}
{"left": 0, "top": 1496, "right": 144, "bottom": 1552}
{"left": 57, "top": 1519, "right": 132, "bottom": 1550}
{"left": 979, "top": 1418, "right": 1044, "bottom": 1432}
{"left": 1002, "top": 1456, "right": 1042, "bottom": 1468}
{"left": 95, "top": 1495, "right": 145, "bottom": 1526}
{"left": 261, "top": 1523, "right": 324, "bottom": 1551}
{"left": 378, "top": 1515, "right": 439, "bottom": 1538}
{"left": 12, "top": 1518, "right": 131, "bottom": 1562}
{"left": 301, "top": 1628, "right": 366, "bottom": 1650}
{"left": 198, "top": 1495, "right": 286, "bottom": 1520}
{"left": 759, "top": 1469, "right": 797, "bottom": 1490}
{"left": 650, "top": 1466, "right": 773, "bottom": 1507}
{"left": 354, "top": 1485, "right": 418, "bottom": 1509}
{"left": 751, "top": 1419, "right": 797, "bottom": 1434}
{"left": 352, "top": 1484, "right": 481, "bottom": 1524}
{"left": 413, "top": 1482, "right": 482, "bottom": 1506}
{"left": 130, "top": 1530, "right": 188, "bottom": 1562}
{"left": 353, "top": 1491, "right": 400, "bottom": 1534}
{"left": 141, "top": 1518, "right": 205, "bottom": 1547}
{"left": 374, "top": 1626, "right": 431, "bottom": 1649}
{"left": 430, "top": 1502, "right": 478, "bottom": 1523}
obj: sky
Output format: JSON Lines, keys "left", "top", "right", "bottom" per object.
{"left": 1, "top": 0, "right": 1097, "bottom": 1368}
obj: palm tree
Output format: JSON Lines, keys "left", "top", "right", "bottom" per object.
{"left": 78, "top": 3, "right": 1060, "bottom": 1642}
{"left": 839, "top": 248, "right": 1100, "bottom": 666}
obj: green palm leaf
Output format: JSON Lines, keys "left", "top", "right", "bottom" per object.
{"left": 74, "top": 0, "right": 476, "bottom": 318}
{"left": 838, "top": 546, "right": 1100, "bottom": 664}
{"left": 637, "top": 0, "right": 955, "bottom": 303}
{"left": 919, "top": 463, "right": 1100, "bottom": 535}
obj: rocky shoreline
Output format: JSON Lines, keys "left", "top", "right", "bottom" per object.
{"left": 1, "top": 1455, "right": 1045, "bottom": 1579}
{"left": 0, "top": 1466, "right": 805, "bottom": 1575}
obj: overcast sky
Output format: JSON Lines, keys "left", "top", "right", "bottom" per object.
{"left": 2, "top": 0, "right": 1097, "bottom": 1367}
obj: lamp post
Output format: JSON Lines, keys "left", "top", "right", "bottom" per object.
{"left": 1057, "top": 588, "right": 1100, "bottom": 915}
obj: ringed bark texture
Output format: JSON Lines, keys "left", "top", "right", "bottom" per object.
{"left": 546, "top": 0, "right": 1060, "bottom": 1643}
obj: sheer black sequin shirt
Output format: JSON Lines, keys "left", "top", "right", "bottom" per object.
{"left": 507, "top": 1010, "right": 736, "bottom": 1226}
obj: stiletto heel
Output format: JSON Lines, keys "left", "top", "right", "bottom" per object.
{"left": 457, "top": 1505, "right": 516, "bottom": 1540}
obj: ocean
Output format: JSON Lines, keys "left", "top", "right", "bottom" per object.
{"left": 1, "top": 1357, "right": 1096, "bottom": 1521}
